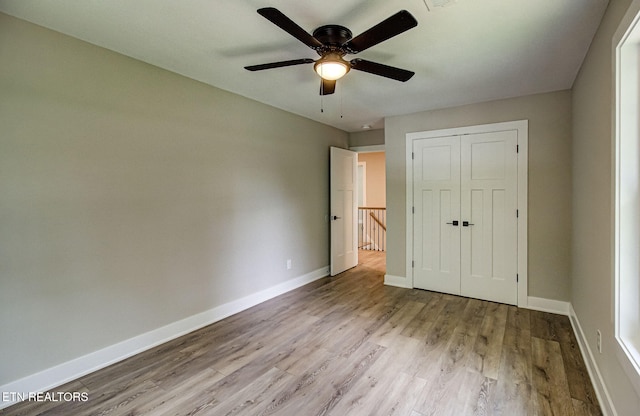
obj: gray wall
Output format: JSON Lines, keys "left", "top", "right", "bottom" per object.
{"left": 0, "top": 13, "right": 347, "bottom": 384}
{"left": 385, "top": 90, "right": 573, "bottom": 301}
{"left": 349, "top": 129, "right": 385, "bottom": 147}
{"left": 571, "top": 0, "right": 640, "bottom": 413}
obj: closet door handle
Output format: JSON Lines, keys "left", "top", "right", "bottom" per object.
{"left": 446, "top": 220, "right": 459, "bottom": 226}
{"left": 463, "top": 221, "right": 474, "bottom": 227}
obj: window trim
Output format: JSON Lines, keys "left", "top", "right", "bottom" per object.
{"left": 613, "top": 0, "right": 640, "bottom": 397}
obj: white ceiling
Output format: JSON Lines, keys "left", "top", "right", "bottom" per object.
{"left": 0, "top": 0, "right": 609, "bottom": 132}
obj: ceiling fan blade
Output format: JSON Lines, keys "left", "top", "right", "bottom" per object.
{"left": 245, "top": 58, "right": 315, "bottom": 71}
{"left": 343, "top": 10, "right": 417, "bottom": 53}
{"left": 350, "top": 58, "right": 414, "bottom": 81}
{"left": 257, "top": 7, "right": 324, "bottom": 50}
{"left": 320, "top": 79, "right": 336, "bottom": 95}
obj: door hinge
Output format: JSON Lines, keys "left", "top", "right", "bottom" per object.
{"left": 517, "top": 273, "right": 519, "bottom": 282}
{"left": 516, "top": 209, "right": 519, "bottom": 218}
{"left": 412, "top": 206, "right": 415, "bottom": 214}
{"left": 412, "top": 260, "right": 415, "bottom": 268}
{"left": 517, "top": 145, "right": 519, "bottom": 153}
{"left": 412, "top": 152, "right": 415, "bottom": 160}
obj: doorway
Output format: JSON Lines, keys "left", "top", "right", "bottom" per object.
{"left": 356, "top": 148, "right": 387, "bottom": 273}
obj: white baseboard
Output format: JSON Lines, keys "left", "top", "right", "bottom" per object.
{"left": 383, "top": 274, "right": 412, "bottom": 288}
{"left": 569, "top": 305, "right": 617, "bottom": 416}
{"left": 0, "top": 266, "right": 329, "bottom": 410}
{"left": 526, "top": 296, "right": 571, "bottom": 315}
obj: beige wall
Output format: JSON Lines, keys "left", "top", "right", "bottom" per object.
{"left": 385, "top": 90, "right": 573, "bottom": 301}
{"left": 0, "top": 13, "right": 348, "bottom": 385}
{"left": 357, "top": 152, "right": 386, "bottom": 208}
{"left": 571, "top": 0, "right": 640, "bottom": 413}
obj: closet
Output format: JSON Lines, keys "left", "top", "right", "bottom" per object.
{"left": 408, "top": 121, "right": 526, "bottom": 305}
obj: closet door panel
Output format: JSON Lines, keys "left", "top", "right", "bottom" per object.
{"left": 460, "top": 131, "right": 518, "bottom": 305}
{"left": 413, "top": 136, "right": 461, "bottom": 295}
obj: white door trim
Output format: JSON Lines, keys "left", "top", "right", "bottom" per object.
{"left": 358, "top": 161, "right": 367, "bottom": 207}
{"left": 405, "top": 120, "right": 528, "bottom": 307}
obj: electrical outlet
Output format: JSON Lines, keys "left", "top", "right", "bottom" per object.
{"left": 597, "top": 330, "right": 602, "bottom": 353}
{"left": 286, "top": 259, "right": 292, "bottom": 270}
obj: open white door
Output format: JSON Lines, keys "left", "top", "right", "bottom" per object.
{"left": 330, "top": 147, "right": 358, "bottom": 276}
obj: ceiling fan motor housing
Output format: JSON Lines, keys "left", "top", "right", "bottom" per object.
{"left": 312, "top": 25, "right": 353, "bottom": 53}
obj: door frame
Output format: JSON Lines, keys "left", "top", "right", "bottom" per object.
{"left": 405, "top": 120, "right": 528, "bottom": 307}
{"left": 358, "top": 161, "right": 367, "bottom": 207}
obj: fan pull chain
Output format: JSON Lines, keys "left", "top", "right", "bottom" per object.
{"left": 320, "top": 66, "right": 325, "bottom": 113}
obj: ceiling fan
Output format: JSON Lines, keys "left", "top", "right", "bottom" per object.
{"left": 244, "top": 8, "right": 418, "bottom": 95}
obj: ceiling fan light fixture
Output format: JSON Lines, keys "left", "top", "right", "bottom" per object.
{"left": 314, "top": 54, "right": 350, "bottom": 80}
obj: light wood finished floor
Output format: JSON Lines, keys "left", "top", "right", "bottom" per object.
{"left": 2, "top": 250, "right": 601, "bottom": 416}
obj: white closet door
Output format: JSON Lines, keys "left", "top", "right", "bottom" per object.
{"left": 413, "top": 136, "right": 461, "bottom": 294}
{"left": 460, "top": 131, "right": 518, "bottom": 304}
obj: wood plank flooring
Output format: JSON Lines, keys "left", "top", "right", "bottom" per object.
{"left": 1, "top": 250, "right": 601, "bottom": 415}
